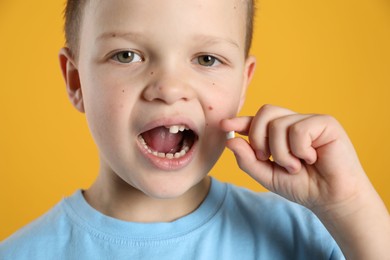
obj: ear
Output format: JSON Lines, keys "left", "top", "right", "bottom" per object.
{"left": 59, "top": 48, "right": 85, "bottom": 113}
{"left": 238, "top": 55, "right": 256, "bottom": 112}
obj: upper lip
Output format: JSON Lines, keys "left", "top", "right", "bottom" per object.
{"left": 137, "top": 116, "right": 200, "bottom": 137}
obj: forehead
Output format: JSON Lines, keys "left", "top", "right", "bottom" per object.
{"left": 81, "top": 0, "right": 247, "bottom": 50}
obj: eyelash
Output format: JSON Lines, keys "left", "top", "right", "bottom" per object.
{"left": 110, "top": 50, "right": 144, "bottom": 64}
{"left": 109, "top": 51, "right": 224, "bottom": 67}
{"left": 193, "top": 55, "right": 223, "bottom": 67}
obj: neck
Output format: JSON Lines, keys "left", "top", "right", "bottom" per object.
{"left": 83, "top": 170, "right": 211, "bottom": 223}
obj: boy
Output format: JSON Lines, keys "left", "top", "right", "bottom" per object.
{"left": 1, "top": 0, "right": 389, "bottom": 259}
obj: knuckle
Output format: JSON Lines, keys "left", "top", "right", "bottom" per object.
{"left": 289, "top": 123, "right": 307, "bottom": 137}
{"left": 323, "top": 114, "right": 339, "bottom": 126}
{"left": 257, "top": 104, "right": 274, "bottom": 116}
{"left": 316, "top": 114, "right": 337, "bottom": 124}
{"left": 268, "top": 118, "right": 284, "bottom": 131}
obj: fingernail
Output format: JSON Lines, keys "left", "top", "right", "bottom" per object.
{"left": 226, "top": 131, "right": 235, "bottom": 140}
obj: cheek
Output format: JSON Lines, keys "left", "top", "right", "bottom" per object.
{"left": 84, "top": 71, "right": 138, "bottom": 115}
{"left": 203, "top": 97, "right": 241, "bottom": 134}
{"left": 83, "top": 82, "right": 133, "bottom": 145}
{"left": 203, "top": 83, "right": 243, "bottom": 121}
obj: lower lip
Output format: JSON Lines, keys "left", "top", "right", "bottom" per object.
{"left": 137, "top": 140, "right": 196, "bottom": 171}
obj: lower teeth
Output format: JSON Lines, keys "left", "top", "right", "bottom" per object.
{"left": 138, "top": 136, "right": 190, "bottom": 159}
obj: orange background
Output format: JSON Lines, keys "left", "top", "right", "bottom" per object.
{"left": 1, "top": 0, "right": 389, "bottom": 240}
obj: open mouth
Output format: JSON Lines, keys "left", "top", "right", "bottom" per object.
{"left": 138, "top": 124, "right": 198, "bottom": 159}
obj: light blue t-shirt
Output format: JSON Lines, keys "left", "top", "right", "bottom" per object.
{"left": 0, "top": 178, "right": 344, "bottom": 259}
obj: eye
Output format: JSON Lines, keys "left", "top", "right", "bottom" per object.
{"left": 111, "top": 51, "right": 143, "bottom": 64}
{"left": 196, "top": 55, "right": 221, "bottom": 67}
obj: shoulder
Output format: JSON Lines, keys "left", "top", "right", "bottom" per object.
{"left": 0, "top": 193, "right": 77, "bottom": 259}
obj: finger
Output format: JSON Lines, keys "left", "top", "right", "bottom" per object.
{"left": 220, "top": 117, "right": 253, "bottom": 136}
{"left": 288, "top": 115, "right": 320, "bottom": 165}
{"left": 267, "top": 114, "right": 312, "bottom": 173}
{"left": 289, "top": 114, "right": 345, "bottom": 165}
{"left": 249, "top": 105, "right": 296, "bottom": 161}
{"left": 225, "top": 137, "right": 275, "bottom": 191}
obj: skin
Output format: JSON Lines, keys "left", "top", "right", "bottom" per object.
{"left": 59, "top": 0, "right": 256, "bottom": 222}
{"left": 59, "top": 0, "right": 390, "bottom": 258}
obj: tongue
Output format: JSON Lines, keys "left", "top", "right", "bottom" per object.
{"left": 141, "top": 127, "right": 184, "bottom": 153}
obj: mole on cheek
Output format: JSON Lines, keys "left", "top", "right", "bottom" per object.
{"left": 150, "top": 71, "right": 154, "bottom": 75}
{"left": 208, "top": 106, "right": 213, "bottom": 111}
{"left": 122, "top": 89, "right": 125, "bottom": 93}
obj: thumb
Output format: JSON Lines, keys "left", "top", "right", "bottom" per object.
{"left": 226, "top": 136, "right": 275, "bottom": 192}
{"left": 220, "top": 116, "right": 253, "bottom": 135}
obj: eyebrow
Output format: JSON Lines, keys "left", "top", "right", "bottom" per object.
{"left": 192, "top": 34, "right": 240, "bottom": 49}
{"left": 97, "top": 31, "right": 144, "bottom": 41}
{"left": 96, "top": 31, "right": 240, "bottom": 49}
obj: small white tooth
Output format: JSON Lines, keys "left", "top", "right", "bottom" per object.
{"left": 185, "top": 127, "right": 189, "bottom": 130}
{"left": 183, "top": 145, "right": 190, "bottom": 152}
{"left": 166, "top": 153, "right": 174, "bottom": 159}
{"left": 147, "top": 148, "right": 152, "bottom": 153}
{"left": 169, "top": 125, "right": 179, "bottom": 134}
{"left": 179, "top": 126, "right": 185, "bottom": 132}
{"left": 180, "top": 149, "right": 186, "bottom": 156}
{"left": 152, "top": 151, "right": 158, "bottom": 156}
{"left": 226, "top": 131, "right": 235, "bottom": 140}
{"left": 174, "top": 152, "right": 181, "bottom": 158}
{"left": 158, "top": 152, "right": 166, "bottom": 158}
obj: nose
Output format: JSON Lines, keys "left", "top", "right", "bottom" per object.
{"left": 142, "top": 69, "right": 196, "bottom": 105}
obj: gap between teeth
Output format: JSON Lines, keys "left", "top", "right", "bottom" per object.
{"left": 138, "top": 135, "right": 190, "bottom": 159}
{"left": 165, "top": 125, "right": 189, "bottom": 134}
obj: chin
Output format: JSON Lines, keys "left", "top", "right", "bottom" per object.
{"left": 135, "top": 171, "right": 208, "bottom": 200}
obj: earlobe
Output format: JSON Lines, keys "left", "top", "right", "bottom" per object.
{"left": 59, "top": 48, "right": 85, "bottom": 113}
{"left": 238, "top": 55, "right": 256, "bottom": 112}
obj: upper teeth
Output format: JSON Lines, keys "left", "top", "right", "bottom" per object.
{"left": 166, "top": 125, "right": 188, "bottom": 134}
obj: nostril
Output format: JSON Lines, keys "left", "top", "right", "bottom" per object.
{"left": 142, "top": 77, "right": 195, "bottom": 104}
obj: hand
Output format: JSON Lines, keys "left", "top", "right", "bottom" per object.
{"left": 222, "top": 105, "right": 390, "bottom": 258}
{"left": 221, "top": 104, "right": 368, "bottom": 212}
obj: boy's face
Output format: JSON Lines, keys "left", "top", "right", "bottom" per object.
{"left": 63, "top": 0, "right": 255, "bottom": 199}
